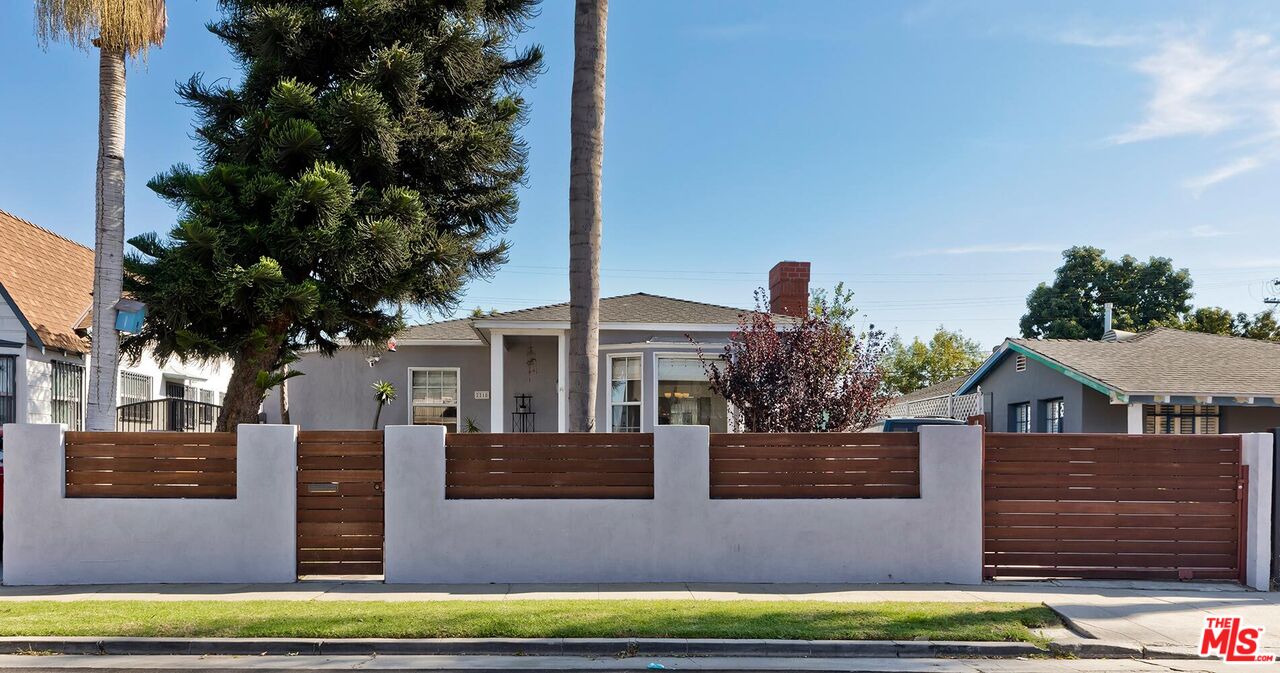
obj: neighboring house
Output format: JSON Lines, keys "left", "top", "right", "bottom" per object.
{"left": 957, "top": 327, "right": 1280, "bottom": 435}
{"left": 0, "top": 208, "right": 231, "bottom": 431}
{"left": 265, "top": 262, "right": 813, "bottom": 432}
{"left": 886, "top": 374, "right": 981, "bottom": 420}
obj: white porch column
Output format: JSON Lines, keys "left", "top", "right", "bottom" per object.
{"left": 1126, "top": 403, "right": 1143, "bottom": 434}
{"left": 490, "top": 332, "right": 504, "bottom": 432}
{"left": 557, "top": 331, "right": 567, "bottom": 432}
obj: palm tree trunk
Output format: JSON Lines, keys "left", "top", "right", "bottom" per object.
{"left": 567, "top": 0, "right": 607, "bottom": 432}
{"left": 86, "top": 47, "right": 127, "bottom": 431}
{"left": 278, "top": 364, "right": 291, "bottom": 425}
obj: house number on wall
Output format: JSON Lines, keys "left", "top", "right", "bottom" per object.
{"left": 474, "top": 391, "right": 490, "bottom": 400}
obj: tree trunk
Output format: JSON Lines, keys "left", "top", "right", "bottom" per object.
{"left": 85, "top": 48, "right": 128, "bottom": 431}
{"left": 567, "top": 0, "right": 607, "bottom": 432}
{"left": 216, "top": 331, "right": 285, "bottom": 432}
{"left": 278, "top": 364, "right": 291, "bottom": 425}
{"left": 373, "top": 402, "right": 383, "bottom": 430}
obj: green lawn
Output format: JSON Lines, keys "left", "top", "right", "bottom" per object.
{"left": 0, "top": 600, "right": 1057, "bottom": 643}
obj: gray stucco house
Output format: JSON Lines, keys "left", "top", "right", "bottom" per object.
{"left": 265, "top": 262, "right": 811, "bottom": 432}
{"left": 957, "top": 327, "right": 1280, "bottom": 434}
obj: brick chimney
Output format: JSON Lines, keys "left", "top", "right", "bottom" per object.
{"left": 768, "top": 261, "right": 811, "bottom": 317}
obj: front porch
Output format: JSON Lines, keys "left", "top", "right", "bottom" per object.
{"left": 486, "top": 331, "right": 566, "bottom": 432}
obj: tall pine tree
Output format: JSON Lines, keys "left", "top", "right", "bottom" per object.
{"left": 124, "top": 0, "right": 542, "bottom": 429}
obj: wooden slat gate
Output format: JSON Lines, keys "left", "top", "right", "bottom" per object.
{"left": 297, "top": 430, "right": 384, "bottom": 576}
{"left": 984, "top": 433, "right": 1246, "bottom": 581}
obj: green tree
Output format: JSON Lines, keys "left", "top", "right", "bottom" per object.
{"left": 1181, "top": 308, "right": 1280, "bottom": 341}
{"left": 809, "top": 282, "right": 858, "bottom": 329}
{"left": 1237, "top": 311, "right": 1280, "bottom": 340}
{"left": 1181, "top": 307, "right": 1236, "bottom": 335}
{"left": 124, "top": 0, "right": 542, "bottom": 430}
{"left": 36, "top": 0, "right": 167, "bottom": 430}
{"left": 882, "top": 327, "right": 986, "bottom": 395}
{"left": 1020, "top": 247, "right": 1192, "bottom": 339}
{"left": 370, "top": 380, "right": 396, "bottom": 430}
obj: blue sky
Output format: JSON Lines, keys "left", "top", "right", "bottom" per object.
{"left": 2, "top": 0, "right": 1279, "bottom": 348}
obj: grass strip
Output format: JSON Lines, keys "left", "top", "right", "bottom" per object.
{"left": 0, "top": 600, "right": 1056, "bottom": 643}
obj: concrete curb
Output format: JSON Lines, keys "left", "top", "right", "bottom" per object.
{"left": 0, "top": 637, "right": 1051, "bottom": 658}
{"left": 0, "top": 637, "right": 1209, "bottom": 659}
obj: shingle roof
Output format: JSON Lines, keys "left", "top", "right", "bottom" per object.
{"left": 481, "top": 293, "right": 754, "bottom": 324}
{"left": 399, "top": 317, "right": 480, "bottom": 342}
{"left": 1010, "top": 328, "right": 1280, "bottom": 396}
{"left": 894, "top": 374, "right": 972, "bottom": 404}
{"left": 399, "top": 293, "right": 758, "bottom": 342}
{"left": 0, "top": 208, "right": 94, "bottom": 353}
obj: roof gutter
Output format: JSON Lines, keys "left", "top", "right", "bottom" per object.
{"left": 0, "top": 280, "right": 45, "bottom": 353}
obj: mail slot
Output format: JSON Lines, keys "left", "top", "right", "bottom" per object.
{"left": 306, "top": 483, "right": 339, "bottom": 494}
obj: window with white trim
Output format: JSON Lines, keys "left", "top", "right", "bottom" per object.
{"left": 657, "top": 356, "right": 728, "bottom": 433}
{"left": 51, "top": 360, "right": 84, "bottom": 430}
{"left": 1009, "top": 402, "right": 1030, "bottom": 433}
{"left": 1044, "top": 398, "right": 1064, "bottom": 433}
{"left": 609, "top": 356, "right": 642, "bottom": 432}
{"left": 411, "top": 368, "right": 459, "bottom": 432}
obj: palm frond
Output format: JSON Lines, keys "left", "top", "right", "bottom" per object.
{"left": 35, "top": 0, "right": 167, "bottom": 58}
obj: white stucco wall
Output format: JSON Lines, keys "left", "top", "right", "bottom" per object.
{"left": 385, "top": 424, "right": 985, "bottom": 584}
{"left": 1, "top": 423, "right": 297, "bottom": 585}
{"left": 119, "top": 351, "right": 234, "bottom": 403}
{"left": 1242, "top": 432, "right": 1274, "bottom": 591}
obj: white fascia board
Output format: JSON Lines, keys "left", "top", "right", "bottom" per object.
{"left": 1124, "top": 392, "right": 1278, "bottom": 405}
{"left": 392, "top": 339, "right": 485, "bottom": 347}
{"left": 471, "top": 320, "right": 738, "bottom": 332}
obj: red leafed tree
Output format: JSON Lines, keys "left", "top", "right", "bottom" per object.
{"left": 700, "top": 294, "right": 891, "bottom": 432}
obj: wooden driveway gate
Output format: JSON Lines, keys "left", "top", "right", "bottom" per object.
{"left": 296, "top": 430, "right": 384, "bottom": 576}
{"left": 984, "top": 433, "right": 1246, "bottom": 581}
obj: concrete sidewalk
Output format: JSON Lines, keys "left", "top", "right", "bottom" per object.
{"left": 0, "top": 654, "right": 1251, "bottom": 672}
{"left": 0, "top": 580, "right": 1274, "bottom": 651}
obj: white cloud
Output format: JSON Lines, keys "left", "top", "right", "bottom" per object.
{"left": 1097, "top": 31, "right": 1280, "bottom": 192}
{"left": 1055, "top": 30, "right": 1146, "bottom": 49}
{"left": 896, "top": 243, "right": 1060, "bottom": 258}
{"left": 1188, "top": 224, "right": 1231, "bottom": 238}
{"left": 1183, "top": 156, "right": 1264, "bottom": 195}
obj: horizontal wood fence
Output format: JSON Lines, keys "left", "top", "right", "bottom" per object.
{"left": 445, "top": 433, "right": 655, "bottom": 499}
{"left": 709, "top": 433, "right": 921, "bottom": 499}
{"left": 297, "top": 430, "right": 385, "bottom": 576}
{"left": 984, "top": 433, "right": 1244, "bottom": 581}
{"left": 64, "top": 431, "right": 237, "bottom": 498}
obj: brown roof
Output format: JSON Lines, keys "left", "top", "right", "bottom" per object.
{"left": 399, "top": 317, "right": 481, "bottom": 342}
{"left": 399, "top": 293, "right": 760, "bottom": 343}
{"left": 479, "top": 293, "right": 754, "bottom": 325}
{"left": 0, "top": 208, "right": 94, "bottom": 353}
{"left": 894, "top": 374, "right": 972, "bottom": 404}
{"left": 1010, "top": 328, "right": 1280, "bottom": 397}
